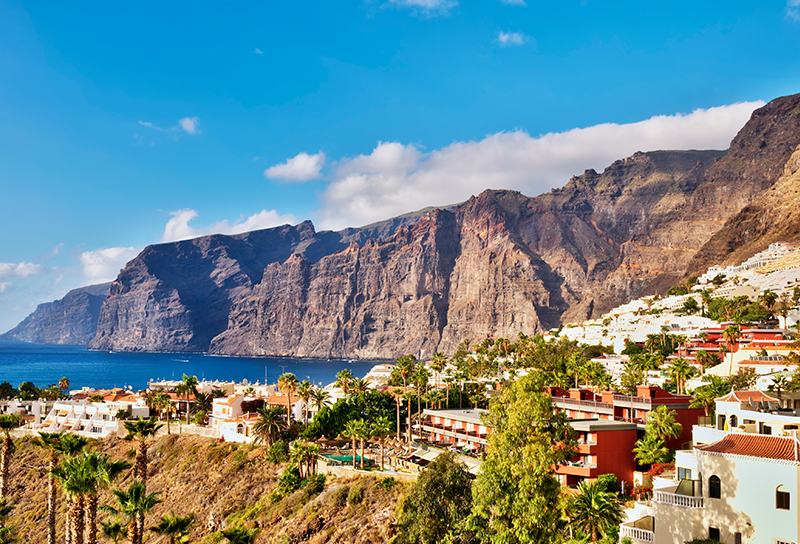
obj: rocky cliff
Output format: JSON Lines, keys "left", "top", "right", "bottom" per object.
{"left": 0, "top": 283, "right": 110, "bottom": 345}
{"left": 77, "top": 92, "right": 800, "bottom": 357}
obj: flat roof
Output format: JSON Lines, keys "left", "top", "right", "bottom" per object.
{"left": 569, "top": 418, "right": 639, "bottom": 432}
{"left": 423, "top": 408, "right": 488, "bottom": 425}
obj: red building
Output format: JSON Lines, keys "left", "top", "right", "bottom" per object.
{"left": 549, "top": 385, "right": 703, "bottom": 449}
{"left": 557, "top": 418, "right": 639, "bottom": 488}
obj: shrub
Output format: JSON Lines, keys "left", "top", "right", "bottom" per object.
{"left": 376, "top": 476, "right": 397, "bottom": 490}
{"left": 347, "top": 484, "right": 363, "bottom": 505}
{"left": 301, "top": 474, "right": 326, "bottom": 496}
{"left": 329, "top": 485, "right": 349, "bottom": 507}
{"left": 596, "top": 473, "right": 618, "bottom": 494}
{"left": 266, "top": 441, "right": 289, "bottom": 464}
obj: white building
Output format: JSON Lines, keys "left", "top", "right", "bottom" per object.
{"left": 38, "top": 398, "right": 149, "bottom": 438}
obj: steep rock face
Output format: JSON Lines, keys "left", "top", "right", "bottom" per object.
{"left": 0, "top": 283, "right": 110, "bottom": 345}
{"left": 685, "top": 94, "right": 800, "bottom": 274}
{"left": 89, "top": 222, "right": 354, "bottom": 352}
{"left": 211, "top": 150, "right": 726, "bottom": 359}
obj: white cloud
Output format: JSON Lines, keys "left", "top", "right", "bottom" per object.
{"left": 316, "top": 101, "right": 764, "bottom": 230}
{"left": 264, "top": 151, "right": 326, "bottom": 182}
{"left": 497, "top": 31, "right": 529, "bottom": 46}
{"left": 0, "top": 261, "right": 44, "bottom": 279}
{"left": 178, "top": 117, "right": 200, "bottom": 135}
{"left": 500, "top": 0, "right": 526, "bottom": 5}
{"left": 788, "top": 0, "right": 800, "bottom": 21}
{"left": 254, "top": 48, "right": 263, "bottom": 55}
{"left": 80, "top": 247, "right": 140, "bottom": 282}
{"left": 386, "top": 0, "right": 458, "bottom": 17}
{"left": 138, "top": 118, "right": 201, "bottom": 136}
{"left": 0, "top": 282, "right": 10, "bottom": 293}
{"left": 161, "top": 209, "right": 298, "bottom": 243}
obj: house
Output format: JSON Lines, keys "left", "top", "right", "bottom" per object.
{"left": 38, "top": 397, "right": 149, "bottom": 438}
{"left": 627, "top": 432, "right": 800, "bottom": 544}
{"left": 557, "top": 418, "right": 639, "bottom": 488}
{"left": 420, "top": 408, "right": 490, "bottom": 452}
{"left": 549, "top": 386, "right": 703, "bottom": 449}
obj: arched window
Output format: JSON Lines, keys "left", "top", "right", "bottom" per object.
{"left": 709, "top": 475, "right": 721, "bottom": 499}
{"left": 730, "top": 415, "right": 738, "bottom": 428}
{"left": 777, "top": 485, "right": 791, "bottom": 510}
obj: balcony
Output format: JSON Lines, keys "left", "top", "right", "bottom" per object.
{"left": 552, "top": 397, "right": 614, "bottom": 415}
{"left": 612, "top": 394, "right": 652, "bottom": 409}
{"left": 619, "top": 525, "right": 654, "bottom": 544}
{"left": 653, "top": 490, "right": 703, "bottom": 509}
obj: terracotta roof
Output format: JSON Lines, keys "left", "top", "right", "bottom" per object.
{"left": 217, "top": 395, "right": 241, "bottom": 405}
{"left": 696, "top": 433, "right": 800, "bottom": 461}
{"left": 716, "top": 391, "right": 778, "bottom": 403}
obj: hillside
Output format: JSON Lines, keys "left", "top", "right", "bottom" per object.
{"left": 7, "top": 432, "right": 403, "bottom": 544}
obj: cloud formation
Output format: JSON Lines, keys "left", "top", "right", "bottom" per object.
{"left": 788, "top": 0, "right": 800, "bottom": 21}
{"left": 138, "top": 118, "right": 202, "bottom": 136}
{"left": 316, "top": 101, "right": 763, "bottom": 230}
{"left": 386, "top": 0, "right": 458, "bottom": 17}
{"left": 80, "top": 247, "right": 140, "bottom": 282}
{"left": 500, "top": 0, "right": 527, "bottom": 5}
{"left": 264, "top": 151, "right": 326, "bottom": 182}
{"left": 0, "top": 261, "right": 44, "bottom": 279}
{"left": 254, "top": 48, "right": 263, "bottom": 54}
{"left": 161, "top": 209, "right": 298, "bottom": 243}
{"left": 497, "top": 31, "right": 529, "bottom": 46}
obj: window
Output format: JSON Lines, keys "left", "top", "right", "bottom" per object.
{"left": 709, "top": 476, "right": 721, "bottom": 499}
{"left": 709, "top": 527, "right": 720, "bottom": 541}
{"left": 730, "top": 415, "right": 738, "bottom": 428}
{"left": 678, "top": 467, "right": 692, "bottom": 480}
{"left": 734, "top": 532, "right": 741, "bottom": 544}
{"left": 777, "top": 489, "right": 791, "bottom": 510}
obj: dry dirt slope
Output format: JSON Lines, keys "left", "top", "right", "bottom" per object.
{"left": 7, "top": 434, "right": 404, "bottom": 543}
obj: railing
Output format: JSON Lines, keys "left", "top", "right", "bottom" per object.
{"left": 653, "top": 490, "right": 703, "bottom": 509}
{"left": 552, "top": 397, "right": 614, "bottom": 413}
{"left": 619, "top": 525, "right": 654, "bottom": 543}
{"left": 613, "top": 394, "right": 652, "bottom": 408}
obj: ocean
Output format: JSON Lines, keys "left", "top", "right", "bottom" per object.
{"left": 0, "top": 342, "right": 379, "bottom": 391}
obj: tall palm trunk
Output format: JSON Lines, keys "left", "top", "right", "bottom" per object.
{"left": 286, "top": 397, "right": 292, "bottom": 425}
{"left": 47, "top": 450, "right": 57, "bottom": 544}
{"left": 351, "top": 437, "right": 357, "bottom": 469}
{"left": 395, "top": 398, "right": 401, "bottom": 441}
{"left": 70, "top": 495, "right": 85, "bottom": 544}
{"left": 84, "top": 494, "right": 98, "bottom": 544}
{"left": 380, "top": 438, "right": 385, "bottom": 470}
{"left": 135, "top": 511, "right": 144, "bottom": 544}
{"left": 359, "top": 438, "right": 365, "bottom": 470}
{"left": 127, "top": 518, "right": 137, "bottom": 544}
{"left": 0, "top": 435, "right": 11, "bottom": 498}
{"left": 136, "top": 441, "right": 148, "bottom": 489}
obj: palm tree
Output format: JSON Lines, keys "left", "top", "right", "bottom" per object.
{"left": 695, "top": 350, "right": 720, "bottom": 373}
{"left": 59, "top": 377, "right": 71, "bottom": 396}
{"left": 0, "top": 415, "right": 20, "bottom": 499}
{"left": 342, "top": 420, "right": 361, "bottom": 470}
{"left": 403, "top": 391, "right": 416, "bottom": 443}
{"left": 99, "top": 519, "right": 126, "bottom": 544}
{"left": 103, "top": 482, "right": 162, "bottom": 544}
{"left": 149, "top": 512, "right": 195, "bottom": 544}
{"left": 690, "top": 376, "right": 731, "bottom": 417}
{"left": 760, "top": 289, "right": 778, "bottom": 314}
{"left": 0, "top": 499, "right": 17, "bottom": 544}
{"left": 645, "top": 405, "right": 683, "bottom": 441}
{"left": 371, "top": 415, "right": 393, "bottom": 470}
{"left": 570, "top": 480, "right": 623, "bottom": 542}
{"left": 176, "top": 374, "right": 199, "bottom": 424}
{"left": 151, "top": 393, "right": 174, "bottom": 435}
{"left": 123, "top": 417, "right": 163, "bottom": 489}
{"left": 310, "top": 389, "right": 331, "bottom": 418}
{"left": 334, "top": 369, "right": 354, "bottom": 396}
{"left": 349, "top": 378, "right": 369, "bottom": 398}
{"left": 296, "top": 381, "right": 314, "bottom": 425}
{"left": 191, "top": 391, "right": 213, "bottom": 425}
{"left": 391, "top": 389, "right": 404, "bottom": 441}
{"left": 82, "top": 453, "right": 130, "bottom": 544}
{"left": 723, "top": 324, "right": 741, "bottom": 351}
{"left": 666, "top": 359, "right": 696, "bottom": 395}
{"left": 34, "top": 431, "right": 89, "bottom": 544}
{"left": 769, "top": 375, "right": 790, "bottom": 406}
{"left": 354, "top": 419, "right": 371, "bottom": 470}
{"left": 52, "top": 455, "right": 91, "bottom": 544}
{"left": 242, "top": 387, "right": 255, "bottom": 396}
{"left": 411, "top": 368, "right": 429, "bottom": 428}
{"left": 430, "top": 351, "right": 446, "bottom": 391}
{"left": 277, "top": 373, "right": 299, "bottom": 424}
{"left": 252, "top": 406, "right": 284, "bottom": 447}
{"left": 395, "top": 355, "right": 416, "bottom": 387}
{"left": 289, "top": 440, "right": 319, "bottom": 479}
{"left": 633, "top": 434, "right": 670, "bottom": 466}
{"left": 220, "top": 527, "right": 260, "bottom": 544}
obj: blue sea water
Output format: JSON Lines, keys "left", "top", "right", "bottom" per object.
{"left": 0, "top": 342, "right": 379, "bottom": 391}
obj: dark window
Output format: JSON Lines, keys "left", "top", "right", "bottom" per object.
{"left": 730, "top": 415, "right": 738, "bottom": 428}
{"left": 678, "top": 467, "right": 692, "bottom": 480}
{"left": 709, "top": 527, "right": 720, "bottom": 541}
{"left": 734, "top": 532, "right": 741, "bottom": 544}
{"left": 777, "top": 489, "right": 791, "bottom": 510}
{"left": 709, "top": 476, "right": 721, "bottom": 499}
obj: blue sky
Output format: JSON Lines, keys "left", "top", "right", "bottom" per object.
{"left": 1, "top": 0, "right": 800, "bottom": 332}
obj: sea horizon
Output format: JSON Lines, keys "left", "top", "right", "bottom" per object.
{"left": 0, "top": 341, "right": 379, "bottom": 392}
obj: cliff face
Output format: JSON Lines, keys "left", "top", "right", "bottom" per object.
{"left": 85, "top": 93, "right": 800, "bottom": 358}
{"left": 211, "top": 150, "right": 728, "bottom": 359}
{"left": 685, "top": 94, "right": 800, "bottom": 274}
{"left": 0, "top": 283, "right": 110, "bottom": 345}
